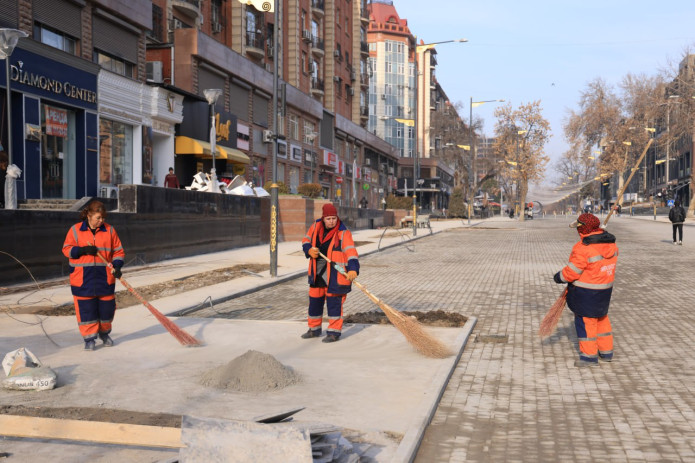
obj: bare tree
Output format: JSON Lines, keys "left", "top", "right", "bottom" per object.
{"left": 493, "top": 101, "right": 551, "bottom": 221}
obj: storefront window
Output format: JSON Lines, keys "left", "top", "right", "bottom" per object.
{"left": 99, "top": 119, "right": 133, "bottom": 187}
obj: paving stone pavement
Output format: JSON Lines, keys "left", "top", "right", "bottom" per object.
{"left": 191, "top": 216, "right": 695, "bottom": 462}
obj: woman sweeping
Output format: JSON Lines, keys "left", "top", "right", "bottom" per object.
{"left": 62, "top": 201, "right": 125, "bottom": 350}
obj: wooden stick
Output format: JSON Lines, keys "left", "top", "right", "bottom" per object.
{"left": 0, "top": 415, "right": 183, "bottom": 448}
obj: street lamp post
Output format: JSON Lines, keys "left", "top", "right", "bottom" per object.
{"left": 203, "top": 88, "right": 222, "bottom": 194}
{"left": 468, "top": 97, "right": 504, "bottom": 224}
{"left": 269, "top": 0, "right": 281, "bottom": 277}
{"left": 0, "top": 28, "right": 27, "bottom": 209}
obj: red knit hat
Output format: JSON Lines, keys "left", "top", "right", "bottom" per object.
{"left": 322, "top": 203, "right": 338, "bottom": 218}
{"left": 570, "top": 213, "right": 600, "bottom": 234}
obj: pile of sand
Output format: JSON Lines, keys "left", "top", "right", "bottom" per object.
{"left": 200, "top": 350, "right": 301, "bottom": 392}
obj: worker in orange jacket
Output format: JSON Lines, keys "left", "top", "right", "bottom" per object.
{"left": 554, "top": 213, "right": 618, "bottom": 367}
{"left": 301, "top": 203, "right": 359, "bottom": 343}
{"left": 62, "top": 201, "right": 125, "bottom": 351}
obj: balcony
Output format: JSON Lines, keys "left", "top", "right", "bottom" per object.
{"left": 311, "top": 36, "right": 325, "bottom": 57}
{"left": 360, "top": 72, "right": 369, "bottom": 87}
{"left": 360, "top": 41, "right": 369, "bottom": 56}
{"left": 360, "top": 105, "right": 368, "bottom": 120}
{"left": 245, "top": 31, "right": 265, "bottom": 60}
{"left": 311, "top": 78, "right": 325, "bottom": 97}
{"left": 172, "top": 0, "right": 200, "bottom": 20}
{"left": 311, "top": 0, "right": 325, "bottom": 18}
{"left": 360, "top": 8, "right": 370, "bottom": 25}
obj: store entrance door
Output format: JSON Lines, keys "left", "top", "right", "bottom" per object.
{"left": 41, "top": 105, "right": 76, "bottom": 198}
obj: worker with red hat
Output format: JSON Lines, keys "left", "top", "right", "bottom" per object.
{"left": 301, "top": 203, "right": 360, "bottom": 343}
{"left": 553, "top": 213, "right": 618, "bottom": 367}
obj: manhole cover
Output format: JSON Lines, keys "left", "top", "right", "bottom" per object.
{"left": 476, "top": 334, "right": 509, "bottom": 343}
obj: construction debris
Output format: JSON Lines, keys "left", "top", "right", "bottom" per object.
{"left": 186, "top": 173, "right": 269, "bottom": 197}
{"left": 199, "top": 350, "right": 301, "bottom": 393}
{"left": 1, "top": 348, "right": 56, "bottom": 391}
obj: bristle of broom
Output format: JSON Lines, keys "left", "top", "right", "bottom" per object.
{"left": 378, "top": 301, "right": 453, "bottom": 358}
{"left": 538, "top": 288, "right": 568, "bottom": 339}
{"left": 149, "top": 309, "right": 202, "bottom": 346}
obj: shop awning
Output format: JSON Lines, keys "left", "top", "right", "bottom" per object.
{"left": 175, "top": 136, "right": 250, "bottom": 164}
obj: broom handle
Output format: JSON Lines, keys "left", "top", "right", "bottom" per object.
{"left": 94, "top": 252, "right": 162, "bottom": 317}
{"left": 602, "top": 138, "right": 653, "bottom": 227}
{"left": 317, "top": 251, "right": 381, "bottom": 305}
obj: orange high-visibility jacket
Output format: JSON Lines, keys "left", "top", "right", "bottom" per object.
{"left": 302, "top": 219, "right": 359, "bottom": 294}
{"left": 62, "top": 221, "right": 125, "bottom": 297}
{"left": 559, "top": 230, "right": 618, "bottom": 318}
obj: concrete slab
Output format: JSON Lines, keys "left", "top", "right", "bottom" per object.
{"left": 0, "top": 307, "right": 472, "bottom": 462}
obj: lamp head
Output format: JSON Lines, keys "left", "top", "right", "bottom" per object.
{"left": 0, "top": 29, "right": 27, "bottom": 59}
{"left": 203, "top": 88, "right": 223, "bottom": 105}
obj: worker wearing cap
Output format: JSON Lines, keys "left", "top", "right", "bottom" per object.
{"left": 553, "top": 213, "right": 618, "bottom": 367}
{"left": 301, "top": 203, "right": 359, "bottom": 343}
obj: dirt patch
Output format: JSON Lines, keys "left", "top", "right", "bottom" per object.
{"left": 35, "top": 263, "right": 269, "bottom": 316}
{"left": 345, "top": 310, "right": 467, "bottom": 327}
{"left": 0, "top": 404, "right": 182, "bottom": 428}
{"left": 200, "top": 350, "right": 301, "bottom": 392}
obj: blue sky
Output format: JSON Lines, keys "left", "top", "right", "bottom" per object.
{"left": 390, "top": 0, "right": 695, "bottom": 172}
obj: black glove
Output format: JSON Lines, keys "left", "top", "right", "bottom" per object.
{"left": 553, "top": 272, "right": 563, "bottom": 284}
{"left": 78, "top": 245, "right": 98, "bottom": 257}
{"left": 111, "top": 267, "right": 122, "bottom": 279}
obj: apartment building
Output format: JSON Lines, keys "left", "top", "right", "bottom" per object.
{"left": 366, "top": 0, "right": 453, "bottom": 211}
{"left": 147, "top": 0, "right": 396, "bottom": 206}
{"left": 0, "top": 0, "right": 396, "bottom": 206}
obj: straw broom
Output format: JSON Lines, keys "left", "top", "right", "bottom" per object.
{"left": 96, "top": 253, "right": 202, "bottom": 347}
{"left": 319, "top": 252, "right": 451, "bottom": 358}
{"left": 538, "top": 287, "right": 567, "bottom": 339}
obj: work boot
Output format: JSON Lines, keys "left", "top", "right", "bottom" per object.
{"left": 99, "top": 333, "right": 114, "bottom": 347}
{"left": 598, "top": 356, "right": 612, "bottom": 363}
{"left": 84, "top": 340, "right": 96, "bottom": 351}
{"left": 322, "top": 334, "right": 340, "bottom": 343}
{"left": 574, "top": 359, "right": 598, "bottom": 368}
{"left": 301, "top": 329, "right": 321, "bottom": 339}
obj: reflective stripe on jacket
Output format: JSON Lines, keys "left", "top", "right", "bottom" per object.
{"left": 302, "top": 219, "right": 359, "bottom": 294}
{"left": 62, "top": 221, "right": 125, "bottom": 297}
{"left": 559, "top": 230, "right": 618, "bottom": 318}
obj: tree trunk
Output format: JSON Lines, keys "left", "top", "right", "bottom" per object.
{"left": 519, "top": 181, "right": 528, "bottom": 222}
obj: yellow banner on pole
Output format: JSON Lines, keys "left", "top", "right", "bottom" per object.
{"left": 394, "top": 118, "right": 415, "bottom": 126}
{"left": 238, "top": 0, "right": 274, "bottom": 12}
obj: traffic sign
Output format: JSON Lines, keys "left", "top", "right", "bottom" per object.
{"left": 668, "top": 199, "right": 674, "bottom": 207}
{"left": 335, "top": 176, "right": 343, "bottom": 184}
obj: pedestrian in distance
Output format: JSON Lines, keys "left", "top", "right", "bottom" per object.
{"left": 359, "top": 196, "right": 368, "bottom": 209}
{"left": 62, "top": 201, "right": 125, "bottom": 351}
{"left": 301, "top": 203, "right": 359, "bottom": 343}
{"left": 553, "top": 213, "right": 618, "bottom": 367}
{"left": 163, "top": 167, "right": 180, "bottom": 188}
{"left": 669, "top": 199, "right": 686, "bottom": 245}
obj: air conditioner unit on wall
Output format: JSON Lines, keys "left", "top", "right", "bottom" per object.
{"left": 262, "top": 130, "right": 274, "bottom": 143}
{"left": 333, "top": 50, "right": 340, "bottom": 58}
{"left": 333, "top": 76, "right": 341, "bottom": 82}
{"left": 302, "top": 30, "right": 312, "bottom": 42}
{"left": 212, "top": 22, "right": 222, "bottom": 33}
{"left": 348, "top": 88, "right": 354, "bottom": 96}
{"left": 146, "top": 61, "right": 163, "bottom": 83}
